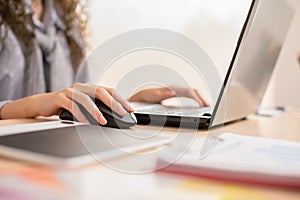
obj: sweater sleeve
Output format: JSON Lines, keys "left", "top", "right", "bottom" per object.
{"left": 0, "top": 100, "right": 10, "bottom": 109}
{"left": 0, "top": 100, "right": 11, "bottom": 119}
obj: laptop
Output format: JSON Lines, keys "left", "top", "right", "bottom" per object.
{"left": 133, "top": 0, "right": 294, "bottom": 128}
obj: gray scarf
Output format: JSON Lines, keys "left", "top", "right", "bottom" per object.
{"left": 23, "top": 0, "right": 82, "bottom": 96}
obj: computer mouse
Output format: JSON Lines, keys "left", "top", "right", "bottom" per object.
{"left": 59, "top": 98, "right": 137, "bottom": 129}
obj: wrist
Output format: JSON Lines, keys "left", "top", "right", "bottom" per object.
{"left": 0, "top": 94, "right": 50, "bottom": 119}
{"left": 25, "top": 94, "right": 42, "bottom": 117}
{"left": 30, "top": 92, "right": 56, "bottom": 117}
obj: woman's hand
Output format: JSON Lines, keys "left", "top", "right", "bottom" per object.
{"left": 0, "top": 83, "right": 133, "bottom": 125}
{"left": 129, "top": 86, "right": 209, "bottom": 107}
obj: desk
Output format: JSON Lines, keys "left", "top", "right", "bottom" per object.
{"left": 0, "top": 111, "right": 299, "bottom": 200}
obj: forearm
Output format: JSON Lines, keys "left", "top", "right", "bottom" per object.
{"left": 0, "top": 83, "right": 133, "bottom": 123}
{"left": 0, "top": 93, "right": 51, "bottom": 119}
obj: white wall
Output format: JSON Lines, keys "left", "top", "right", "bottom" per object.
{"left": 86, "top": 0, "right": 300, "bottom": 107}
{"left": 86, "top": 0, "right": 250, "bottom": 99}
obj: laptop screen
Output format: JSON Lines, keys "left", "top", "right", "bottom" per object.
{"left": 211, "top": 0, "right": 294, "bottom": 126}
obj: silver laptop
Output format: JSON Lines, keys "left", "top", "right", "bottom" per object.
{"left": 133, "top": 0, "right": 294, "bottom": 128}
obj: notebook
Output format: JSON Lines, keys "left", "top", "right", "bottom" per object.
{"left": 158, "top": 133, "right": 300, "bottom": 189}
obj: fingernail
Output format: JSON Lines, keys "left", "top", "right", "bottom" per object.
{"left": 125, "top": 102, "right": 134, "bottom": 112}
{"left": 98, "top": 115, "right": 107, "bottom": 125}
{"left": 204, "top": 100, "right": 210, "bottom": 107}
{"left": 119, "top": 107, "right": 127, "bottom": 116}
{"left": 128, "top": 105, "right": 134, "bottom": 112}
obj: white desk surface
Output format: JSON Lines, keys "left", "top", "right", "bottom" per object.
{"left": 0, "top": 110, "right": 299, "bottom": 200}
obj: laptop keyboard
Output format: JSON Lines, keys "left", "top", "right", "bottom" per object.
{"left": 136, "top": 106, "right": 211, "bottom": 116}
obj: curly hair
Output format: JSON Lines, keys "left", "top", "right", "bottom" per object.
{"left": 0, "top": 0, "right": 88, "bottom": 70}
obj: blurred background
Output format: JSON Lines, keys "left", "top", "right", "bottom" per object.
{"left": 86, "top": 0, "right": 300, "bottom": 108}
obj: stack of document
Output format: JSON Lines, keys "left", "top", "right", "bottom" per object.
{"left": 158, "top": 133, "right": 300, "bottom": 189}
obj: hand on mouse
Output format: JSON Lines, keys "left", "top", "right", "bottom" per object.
{"left": 0, "top": 83, "right": 134, "bottom": 125}
{"left": 129, "top": 86, "right": 209, "bottom": 107}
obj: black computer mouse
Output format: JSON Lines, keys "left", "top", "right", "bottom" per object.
{"left": 59, "top": 98, "right": 137, "bottom": 129}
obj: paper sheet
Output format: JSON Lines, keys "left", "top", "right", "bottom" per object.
{"left": 160, "top": 133, "right": 300, "bottom": 179}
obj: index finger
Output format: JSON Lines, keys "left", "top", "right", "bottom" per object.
{"left": 105, "top": 87, "right": 134, "bottom": 112}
